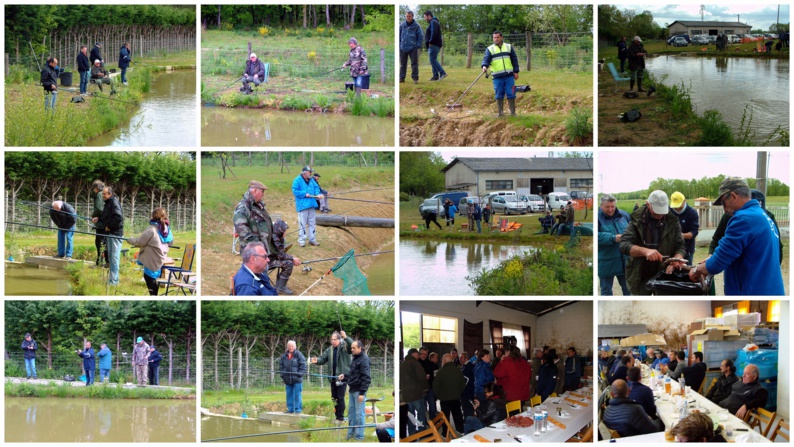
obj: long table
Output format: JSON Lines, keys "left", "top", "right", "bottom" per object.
{"left": 454, "top": 386, "right": 593, "bottom": 443}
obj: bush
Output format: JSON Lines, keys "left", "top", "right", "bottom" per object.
{"left": 350, "top": 93, "right": 369, "bottom": 116}
{"left": 399, "top": 192, "right": 411, "bottom": 202}
{"left": 368, "top": 96, "right": 394, "bottom": 117}
{"left": 697, "top": 109, "right": 734, "bottom": 146}
{"left": 280, "top": 95, "right": 312, "bottom": 110}
{"left": 565, "top": 107, "right": 592, "bottom": 144}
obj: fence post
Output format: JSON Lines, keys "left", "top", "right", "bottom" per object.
{"left": 380, "top": 47, "right": 385, "bottom": 83}
{"left": 237, "top": 348, "right": 242, "bottom": 389}
{"left": 466, "top": 33, "right": 473, "bottom": 69}
{"left": 526, "top": 31, "right": 532, "bottom": 71}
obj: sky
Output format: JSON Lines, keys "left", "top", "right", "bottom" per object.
{"left": 599, "top": 151, "right": 790, "bottom": 193}
{"left": 436, "top": 151, "right": 591, "bottom": 163}
{"left": 617, "top": 4, "right": 789, "bottom": 30}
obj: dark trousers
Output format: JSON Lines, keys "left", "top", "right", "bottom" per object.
{"left": 148, "top": 365, "right": 159, "bottom": 385}
{"left": 144, "top": 275, "right": 159, "bottom": 296}
{"left": 425, "top": 214, "right": 442, "bottom": 230}
{"left": 440, "top": 399, "right": 464, "bottom": 435}
{"left": 425, "top": 388, "right": 438, "bottom": 419}
{"left": 376, "top": 428, "right": 392, "bottom": 442}
{"left": 619, "top": 57, "right": 626, "bottom": 72}
{"left": 400, "top": 48, "right": 419, "bottom": 81}
{"left": 400, "top": 403, "right": 409, "bottom": 439}
{"left": 95, "top": 233, "right": 106, "bottom": 263}
{"left": 84, "top": 368, "right": 94, "bottom": 386}
{"left": 461, "top": 398, "right": 475, "bottom": 418}
{"left": 331, "top": 381, "right": 347, "bottom": 420}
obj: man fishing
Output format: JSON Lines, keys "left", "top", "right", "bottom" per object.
{"left": 292, "top": 167, "right": 322, "bottom": 248}
{"left": 312, "top": 173, "right": 332, "bottom": 213}
{"left": 482, "top": 31, "right": 520, "bottom": 117}
{"left": 311, "top": 330, "right": 354, "bottom": 423}
{"left": 49, "top": 200, "right": 77, "bottom": 260}
{"left": 41, "top": 57, "right": 59, "bottom": 113}
{"left": 132, "top": 337, "right": 150, "bottom": 386}
{"left": 90, "top": 180, "right": 107, "bottom": 266}
{"left": 270, "top": 219, "right": 301, "bottom": 295}
{"left": 92, "top": 186, "right": 124, "bottom": 286}
{"left": 279, "top": 340, "right": 308, "bottom": 414}
{"left": 91, "top": 59, "right": 116, "bottom": 94}
{"left": 241, "top": 52, "right": 265, "bottom": 94}
{"left": 90, "top": 42, "right": 103, "bottom": 67}
{"left": 342, "top": 37, "right": 368, "bottom": 96}
{"left": 76, "top": 341, "right": 96, "bottom": 386}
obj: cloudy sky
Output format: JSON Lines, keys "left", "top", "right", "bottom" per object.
{"left": 617, "top": 4, "right": 789, "bottom": 30}
{"left": 599, "top": 151, "right": 790, "bottom": 193}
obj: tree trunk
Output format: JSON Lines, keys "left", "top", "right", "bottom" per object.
{"left": 217, "top": 6, "right": 221, "bottom": 30}
{"left": 350, "top": 5, "right": 356, "bottom": 27}
{"left": 303, "top": 5, "right": 307, "bottom": 29}
{"left": 360, "top": 6, "right": 366, "bottom": 26}
{"left": 326, "top": 5, "right": 331, "bottom": 25}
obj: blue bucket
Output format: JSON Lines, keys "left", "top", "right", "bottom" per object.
{"left": 354, "top": 74, "right": 371, "bottom": 89}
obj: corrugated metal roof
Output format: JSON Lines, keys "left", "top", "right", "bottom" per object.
{"left": 668, "top": 20, "right": 750, "bottom": 28}
{"left": 442, "top": 157, "right": 593, "bottom": 173}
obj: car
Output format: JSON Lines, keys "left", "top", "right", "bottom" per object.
{"left": 691, "top": 35, "right": 709, "bottom": 45}
{"left": 521, "top": 194, "right": 546, "bottom": 212}
{"left": 727, "top": 34, "right": 740, "bottom": 44}
{"left": 672, "top": 36, "right": 688, "bottom": 47}
{"left": 419, "top": 198, "right": 446, "bottom": 219}
{"left": 706, "top": 35, "right": 718, "bottom": 43}
{"left": 428, "top": 192, "right": 468, "bottom": 207}
{"left": 457, "top": 196, "right": 482, "bottom": 216}
{"left": 547, "top": 192, "right": 572, "bottom": 210}
{"left": 490, "top": 195, "right": 527, "bottom": 215}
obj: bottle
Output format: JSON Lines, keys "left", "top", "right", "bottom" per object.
{"left": 665, "top": 376, "right": 671, "bottom": 394}
{"left": 533, "top": 410, "right": 542, "bottom": 436}
{"left": 541, "top": 405, "right": 548, "bottom": 433}
{"left": 679, "top": 378, "right": 686, "bottom": 396}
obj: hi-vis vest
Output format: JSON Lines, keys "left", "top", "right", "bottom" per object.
{"left": 487, "top": 43, "right": 514, "bottom": 76}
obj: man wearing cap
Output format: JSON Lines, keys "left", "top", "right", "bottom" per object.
{"left": 690, "top": 177, "right": 784, "bottom": 295}
{"left": 292, "top": 167, "right": 322, "bottom": 248}
{"left": 670, "top": 192, "right": 699, "bottom": 266}
{"left": 76, "top": 341, "right": 96, "bottom": 386}
{"left": 91, "top": 59, "right": 116, "bottom": 94}
{"left": 90, "top": 42, "right": 103, "bottom": 67}
{"left": 627, "top": 36, "right": 647, "bottom": 93}
{"left": 21, "top": 333, "right": 38, "bottom": 380}
{"left": 619, "top": 190, "right": 686, "bottom": 295}
{"left": 313, "top": 173, "right": 331, "bottom": 213}
{"left": 97, "top": 342, "right": 112, "bottom": 383}
{"left": 148, "top": 345, "right": 162, "bottom": 386}
{"left": 342, "top": 37, "right": 368, "bottom": 96}
{"left": 241, "top": 52, "right": 265, "bottom": 94}
{"left": 132, "top": 337, "right": 150, "bottom": 386}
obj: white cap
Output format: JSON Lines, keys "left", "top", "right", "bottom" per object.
{"left": 647, "top": 190, "right": 669, "bottom": 215}
{"left": 250, "top": 53, "right": 257, "bottom": 59}
{"left": 94, "top": 59, "right": 101, "bottom": 64}
{"left": 634, "top": 36, "right": 642, "bottom": 42}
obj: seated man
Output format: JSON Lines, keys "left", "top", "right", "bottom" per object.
{"left": 719, "top": 364, "right": 768, "bottom": 419}
{"left": 657, "top": 358, "right": 671, "bottom": 376}
{"left": 602, "top": 379, "right": 664, "bottom": 437}
{"left": 627, "top": 366, "right": 656, "bottom": 419}
{"left": 241, "top": 53, "right": 265, "bottom": 94}
{"left": 682, "top": 351, "right": 707, "bottom": 393}
{"left": 312, "top": 173, "right": 331, "bottom": 213}
{"left": 706, "top": 359, "right": 739, "bottom": 404}
{"left": 90, "top": 59, "right": 116, "bottom": 94}
{"left": 549, "top": 206, "right": 567, "bottom": 235}
{"left": 538, "top": 211, "right": 554, "bottom": 234}
{"left": 672, "top": 412, "right": 727, "bottom": 442}
{"left": 269, "top": 219, "right": 301, "bottom": 295}
{"left": 668, "top": 351, "right": 686, "bottom": 380}
{"left": 232, "top": 242, "right": 277, "bottom": 296}
{"left": 608, "top": 355, "right": 631, "bottom": 384}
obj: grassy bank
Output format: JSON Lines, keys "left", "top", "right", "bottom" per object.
{"left": 5, "top": 50, "right": 196, "bottom": 146}
{"left": 6, "top": 382, "right": 195, "bottom": 399}
{"left": 400, "top": 68, "right": 593, "bottom": 146}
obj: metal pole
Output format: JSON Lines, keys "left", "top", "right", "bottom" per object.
{"left": 204, "top": 424, "right": 377, "bottom": 442}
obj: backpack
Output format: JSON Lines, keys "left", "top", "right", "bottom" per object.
{"left": 621, "top": 109, "right": 642, "bottom": 122}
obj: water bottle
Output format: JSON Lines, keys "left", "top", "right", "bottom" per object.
{"left": 533, "top": 410, "right": 542, "bottom": 436}
{"left": 541, "top": 405, "right": 549, "bottom": 433}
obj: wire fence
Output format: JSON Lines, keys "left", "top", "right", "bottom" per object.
{"left": 202, "top": 354, "right": 394, "bottom": 390}
{"left": 201, "top": 152, "right": 394, "bottom": 168}
{"left": 5, "top": 351, "right": 196, "bottom": 386}
{"left": 431, "top": 32, "right": 593, "bottom": 72}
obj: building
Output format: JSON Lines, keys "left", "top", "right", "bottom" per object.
{"left": 440, "top": 157, "right": 593, "bottom": 198}
{"left": 667, "top": 21, "right": 751, "bottom": 38}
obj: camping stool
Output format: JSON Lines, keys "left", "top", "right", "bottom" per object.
{"left": 366, "top": 396, "right": 384, "bottom": 424}
{"left": 460, "top": 223, "right": 468, "bottom": 231}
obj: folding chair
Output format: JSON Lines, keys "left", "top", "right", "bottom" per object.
{"left": 506, "top": 400, "right": 522, "bottom": 417}
{"left": 400, "top": 417, "right": 443, "bottom": 442}
{"left": 429, "top": 412, "right": 458, "bottom": 442}
{"left": 703, "top": 377, "right": 717, "bottom": 396}
{"left": 606, "top": 62, "right": 630, "bottom": 92}
{"left": 745, "top": 407, "right": 776, "bottom": 438}
{"left": 770, "top": 419, "right": 789, "bottom": 442}
{"left": 157, "top": 243, "right": 196, "bottom": 295}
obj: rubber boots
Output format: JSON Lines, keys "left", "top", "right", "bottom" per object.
{"left": 276, "top": 278, "right": 294, "bottom": 295}
{"left": 629, "top": 80, "right": 634, "bottom": 91}
{"left": 637, "top": 78, "right": 646, "bottom": 93}
{"left": 508, "top": 98, "right": 517, "bottom": 116}
{"left": 497, "top": 99, "right": 504, "bottom": 117}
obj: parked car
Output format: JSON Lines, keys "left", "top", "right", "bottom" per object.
{"left": 428, "top": 192, "right": 468, "bottom": 207}
{"left": 419, "top": 198, "right": 446, "bottom": 219}
{"left": 691, "top": 35, "right": 709, "bottom": 45}
{"left": 547, "top": 192, "right": 572, "bottom": 210}
{"left": 490, "top": 195, "right": 527, "bottom": 215}
{"left": 457, "top": 196, "right": 482, "bottom": 216}
{"left": 672, "top": 36, "right": 688, "bottom": 47}
{"left": 521, "top": 194, "right": 546, "bottom": 212}
{"left": 706, "top": 35, "right": 718, "bottom": 43}
{"left": 667, "top": 35, "right": 690, "bottom": 45}
{"left": 726, "top": 34, "right": 740, "bottom": 44}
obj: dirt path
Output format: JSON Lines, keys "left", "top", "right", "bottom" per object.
{"left": 400, "top": 116, "right": 581, "bottom": 146}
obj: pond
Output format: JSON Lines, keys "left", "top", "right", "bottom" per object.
{"left": 5, "top": 263, "right": 72, "bottom": 296}
{"left": 86, "top": 70, "right": 197, "bottom": 146}
{"left": 399, "top": 239, "right": 536, "bottom": 296}
{"left": 365, "top": 242, "right": 394, "bottom": 296}
{"left": 202, "top": 415, "right": 301, "bottom": 443}
{"left": 201, "top": 107, "right": 394, "bottom": 147}
{"left": 645, "top": 55, "right": 789, "bottom": 141}
{"left": 5, "top": 397, "right": 195, "bottom": 442}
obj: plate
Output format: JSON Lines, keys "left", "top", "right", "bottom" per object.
{"left": 450, "top": 438, "right": 468, "bottom": 443}
{"left": 735, "top": 433, "right": 756, "bottom": 443}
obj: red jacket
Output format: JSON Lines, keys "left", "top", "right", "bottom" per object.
{"left": 494, "top": 356, "right": 532, "bottom": 402}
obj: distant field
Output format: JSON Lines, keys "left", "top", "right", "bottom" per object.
{"left": 610, "top": 196, "right": 789, "bottom": 214}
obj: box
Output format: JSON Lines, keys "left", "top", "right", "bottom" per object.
{"left": 690, "top": 327, "right": 741, "bottom": 344}
{"left": 724, "top": 313, "right": 761, "bottom": 329}
{"left": 704, "top": 317, "right": 724, "bottom": 327}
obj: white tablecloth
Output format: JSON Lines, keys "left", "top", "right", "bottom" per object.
{"left": 455, "top": 387, "right": 593, "bottom": 443}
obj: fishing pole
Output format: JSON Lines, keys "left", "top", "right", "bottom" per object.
{"left": 302, "top": 250, "right": 394, "bottom": 266}
{"left": 321, "top": 197, "right": 393, "bottom": 205}
{"left": 333, "top": 187, "right": 392, "bottom": 195}
{"left": 335, "top": 302, "right": 344, "bottom": 333}
{"left": 299, "top": 267, "right": 333, "bottom": 296}
{"left": 263, "top": 370, "right": 338, "bottom": 379}
{"left": 440, "top": 69, "right": 490, "bottom": 121}
{"left": 18, "top": 200, "right": 94, "bottom": 222}
{"left": 5, "top": 222, "right": 128, "bottom": 240}
{"left": 221, "top": 76, "right": 244, "bottom": 90}
{"left": 204, "top": 424, "right": 377, "bottom": 442}
{"left": 269, "top": 66, "right": 346, "bottom": 92}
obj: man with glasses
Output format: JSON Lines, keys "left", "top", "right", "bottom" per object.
{"left": 241, "top": 52, "right": 265, "bottom": 94}
{"left": 232, "top": 242, "right": 277, "bottom": 296}
{"left": 311, "top": 330, "right": 354, "bottom": 423}
{"left": 689, "top": 177, "right": 784, "bottom": 295}
{"left": 619, "top": 190, "right": 686, "bottom": 295}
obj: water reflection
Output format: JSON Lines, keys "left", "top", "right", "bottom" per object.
{"left": 5, "top": 263, "right": 72, "bottom": 296}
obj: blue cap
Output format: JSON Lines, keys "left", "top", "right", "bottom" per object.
{"left": 136, "top": 337, "right": 143, "bottom": 343}
{"left": 659, "top": 358, "right": 670, "bottom": 365}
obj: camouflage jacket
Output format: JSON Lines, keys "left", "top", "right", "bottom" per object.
{"left": 132, "top": 342, "right": 150, "bottom": 366}
{"left": 271, "top": 228, "right": 294, "bottom": 263}
{"left": 344, "top": 45, "right": 369, "bottom": 77}
{"left": 233, "top": 191, "right": 276, "bottom": 255}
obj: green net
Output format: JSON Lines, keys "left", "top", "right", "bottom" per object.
{"left": 330, "top": 249, "right": 371, "bottom": 296}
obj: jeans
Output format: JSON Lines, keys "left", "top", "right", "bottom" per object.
{"left": 121, "top": 67, "right": 127, "bottom": 83}
{"left": 376, "top": 427, "right": 392, "bottom": 442}
{"left": 599, "top": 275, "right": 631, "bottom": 296}
{"left": 464, "top": 416, "right": 484, "bottom": 434}
{"left": 107, "top": 236, "right": 122, "bottom": 285}
{"left": 425, "top": 387, "right": 438, "bottom": 419}
{"left": 619, "top": 57, "right": 626, "bottom": 72}
{"left": 567, "top": 222, "right": 576, "bottom": 242}
{"left": 400, "top": 48, "right": 419, "bottom": 81}
{"left": 148, "top": 365, "right": 159, "bottom": 385}
{"left": 24, "top": 358, "right": 37, "bottom": 378}
{"left": 476, "top": 220, "right": 482, "bottom": 233}
{"left": 44, "top": 91, "right": 57, "bottom": 113}
{"left": 57, "top": 226, "right": 75, "bottom": 257}
{"left": 492, "top": 75, "right": 516, "bottom": 100}
{"left": 407, "top": 398, "right": 427, "bottom": 434}
{"left": 286, "top": 382, "right": 303, "bottom": 413}
{"left": 347, "top": 391, "right": 366, "bottom": 440}
{"left": 297, "top": 208, "right": 317, "bottom": 245}
{"left": 79, "top": 70, "right": 90, "bottom": 94}
{"left": 84, "top": 368, "right": 94, "bottom": 386}
{"left": 427, "top": 45, "right": 446, "bottom": 78}
{"left": 100, "top": 368, "right": 110, "bottom": 382}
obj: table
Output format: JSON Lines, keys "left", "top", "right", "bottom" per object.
{"left": 455, "top": 387, "right": 593, "bottom": 443}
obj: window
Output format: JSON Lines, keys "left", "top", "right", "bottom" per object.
{"left": 691, "top": 30, "right": 703, "bottom": 35}
{"left": 486, "top": 180, "right": 513, "bottom": 190}
{"left": 570, "top": 178, "right": 593, "bottom": 188}
{"left": 724, "top": 30, "right": 734, "bottom": 34}
{"left": 501, "top": 324, "right": 526, "bottom": 354}
{"left": 422, "top": 314, "right": 457, "bottom": 343}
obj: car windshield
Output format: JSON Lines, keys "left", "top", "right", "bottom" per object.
{"left": 422, "top": 200, "right": 440, "bottom": 208}
{"left": 555, "top": 194, "right": 571, "bottom": 201}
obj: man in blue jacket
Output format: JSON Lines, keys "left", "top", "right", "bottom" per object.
{"left": 627, "top": 367, "right": 656, "bottom": 419}
{"left": 148, "top": 345, "right": 162, "bottom": 386}
{"left": 118, "top": 42, "right": 132, "bottom": 85}
{"left": 76, "top": 341, "right": 96, "bottom": 386}
{"left": 670, "top": 192, "right": 699, "bottom": 266}
{"left": 232, "top": 242, "right": 278, "bottom": 296}
{"left": 690, "top": 177, "right": 784, "bottom": 295}
{"left": 399, "top": 11, "right": 423, "bottom": 84}
{"left": 598, "top": 194, "right": 631, "bottom": 295}
{"left": 97, "top": 342, "right": 112, "bottom": 383}
{"left": 76, "top": 46, "right": 91, "bottom": 95}
{"left": 423, "top": 11, "right": 446, "bottom": 81}
{"left": 292, "top": 166, "right": 321, "bottom": 247}
{"left": 279, "top": 340, "right": 308, "bottom": 414}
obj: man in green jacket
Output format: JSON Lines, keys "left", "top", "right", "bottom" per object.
{"left": 400, "top": 348, "right": 429, "bottom": 435}
{"left": 91, "top": 180, "right": 106, "bottom": 266}
{"left": 433, "top": 354, "right": 465, "bottom": 436}
{"left": 619, "top": 190, "right": 686, "bottom": 295}
{"left": 311, "top": 330, "right": 353, "bottom": 422}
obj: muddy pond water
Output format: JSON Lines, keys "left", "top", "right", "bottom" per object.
{"left": 86, "top": 70, "right": 197, "bottom": 146}
{"left": 201, "top": 107, "right": 394, "bottom": 146}
{"left": 365, "top": 242, "right": 394, "bottom": 296}
{"left": 202, "top": 415, "right": 299, "bottom": 443}
{"left": 6, "top": 397, "right": 195, "bottom": 442}
{"left": 645, "top": 55, "right": 789, "bottom": 141}
{"left": 5, "top": 263, "right": 72, "bottom": 296}
{"left": 400, "top": 239, "right": 536, "bottom": 296}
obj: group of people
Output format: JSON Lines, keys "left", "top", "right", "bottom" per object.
{"left": 400, "top": 345, "right": 584, "bottom": 437}
{"left": 598, "top": 177, "right": 784, "bottom": 296}
{"left": 538, "top": 201, "right": 577, "bottom": 241}
{"left": 232, "top": 166, "right": 334, "bottom": 296}
{"left": 21, "top": 333, "right": 162, "bottom": 386}
{"left": 600, "top": 347, "right": 769, "bottom": 440}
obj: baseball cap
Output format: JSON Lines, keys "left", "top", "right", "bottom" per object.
{"left": 136, "top": 337, "right": 143, "bottom": 343}
{"left": 313, "top": 173, "right": 321, "bottom": 177}
{"left": 713, "top": 177, "right": 749, "bottom": 206}
{"left": 634, "top": 36, "right": 642, "bottom": 42}
{"left": 670, "top": 191, "right": 685, "bottom": 209}
{"left": 302, "top": 166, "right": 313, "bottom": 172}
{"left": 250, "top": 53, "right": 257, "bottom": 59}
{"left": 659, "top": 358, "right": 670, "bottom": 365}
{"left": 647, "top": 190, "right": 669, "bottom": 215}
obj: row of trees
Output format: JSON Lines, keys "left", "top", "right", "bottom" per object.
{"left": 5, "top": 152, "right": 196, "bottom": 231}
{"left": 399, "top": 152, "right": 446, "bottom": 199}
{"left": 201, "top": 5, "right": 393, "bottom": 30}
{"left": 598, "top": 6, "right": 666, "bottom": 42}
{"left": 611, "top": 175, "right": 790, "bottom": 201}
{"left": 400, "top": 5, "right": 592, "bottom": 35}
{"left": 5, "top": 301, "right": 196, "bottom": 384}
{"left": 201, "top": 300, "right": 394, "bottom": 389}
{"left": 203, "top": 152, "right": 393, "bottom": 179}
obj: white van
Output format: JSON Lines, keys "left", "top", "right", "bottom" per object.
{"left": 547, "top": 192, "right": 572, "bottom": 211}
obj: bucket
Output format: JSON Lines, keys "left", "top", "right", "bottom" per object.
{"left": 345, "top": 82, "right": 354, "bottom": 91}
{"left": 354, "top": 74, "right": 371, "bottom": 89}
{"left": 59, "top": 72, "right": 73, "bottom": 87}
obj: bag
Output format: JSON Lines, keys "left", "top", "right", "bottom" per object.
{"left": 63, "top": 375, "right": 75, "bottom": 382}
{"left": 623, "top": 91, "right": 639, "bottom": 99}
{"left": 621, "top": 109, "right": 642, "bottom": 122}
{"left": 515, "top": 85, "right": 531, "bottom": 93}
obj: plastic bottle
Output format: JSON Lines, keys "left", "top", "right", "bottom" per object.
{"left": 679, "top": 378, "right": 686, "bottom": 396}
{"left": 541, "top": 405, "right": 548, "bottom": 433}
{"left": 533, "top": 410, "right": 542, "bottom": 436}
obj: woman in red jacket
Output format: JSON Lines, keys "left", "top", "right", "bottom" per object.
{"left": 493, "top": 347, "right": 532, "bottom": 403}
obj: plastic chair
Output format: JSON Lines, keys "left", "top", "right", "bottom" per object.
{"left": 770, "top": 419, "right": 789, "bottom": 442}
{"left": 157, "top": 243, "right": 195, "bottom": 295}
{"left": 746, "top": 407, "right": 776, "bottom": 438}
{"left": 506, "top": 400, "right": 522, "bottom": 417}
{"left": 606, "top": 62, "right": 630, "bottom": 91}
{"left": 530, "top": 395, "right": 542, "bottom": 407}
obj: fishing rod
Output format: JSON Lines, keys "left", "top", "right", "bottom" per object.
{"left": 440, "top": 69, "right": 490, "bottom": 121}
{"left": 19, "top": 200, "right": 94, "bottom": 221}
{"left": 204, "top": 424, "right": 377, "bottom": 442}
{"left": 5, "top": 222, "right": 128, "bottom": 240}
{"left": 28, "top": 41, "right": 42, "bottom": 72}
{"left": 222, "top": 76, "right": 244, "bottom": 90}
{"left": 262, "top": 370, "right": 338, "bottom": 379}
{"left": 333, "top": 187, "right": 392, "bottom": 196}
{"left": 269, "top": 66, "right": 346, "bottom": 93}
{"left": 302, "top": 250, "right": 394, "bottom": 267}
{"left": 321, "top": 197, "right": 393, "bottom": 205}
{"left": 335, "top": 302, "right": 344, "bottom": 332}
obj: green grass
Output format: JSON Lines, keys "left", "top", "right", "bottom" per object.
{"left": 565, "top": 106, "right": 593, "bottom": 144}
{"left": 6, "top": 382, "right": 195, "bottom": 399}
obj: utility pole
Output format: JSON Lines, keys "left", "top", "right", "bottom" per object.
{"left": 756, "top": 152, "right": 768, "bottom": 196}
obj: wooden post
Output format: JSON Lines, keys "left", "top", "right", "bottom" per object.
{"left": 526, "top": 31, "right": 531, "bottom": 71}
{"left": 466, "top": 33, "right": 473, "bottom": 68}
{"left": 247, "top": 42, "right": 252, "bottom": 57}
{"left": 5, "top": 53, "right": 9, "bottom": 76}
{"left": 380, "top": 47, "right": 385, "bottom": 83}
{"left": 237, "top": 347, "right": 242, "bottom": 389}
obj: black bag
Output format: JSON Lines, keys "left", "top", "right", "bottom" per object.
{"left": 621, "top": 109, "right": 642, "bottom": 122}
{"left": 623, "top": 91, "right": 639, "bottom": 99}
{"left": 515, "top": 85, "right": 531, "bottom": 93}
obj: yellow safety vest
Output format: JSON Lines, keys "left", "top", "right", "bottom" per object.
{"left": 487, "top": 43, "right": 514, "bottom": 76}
